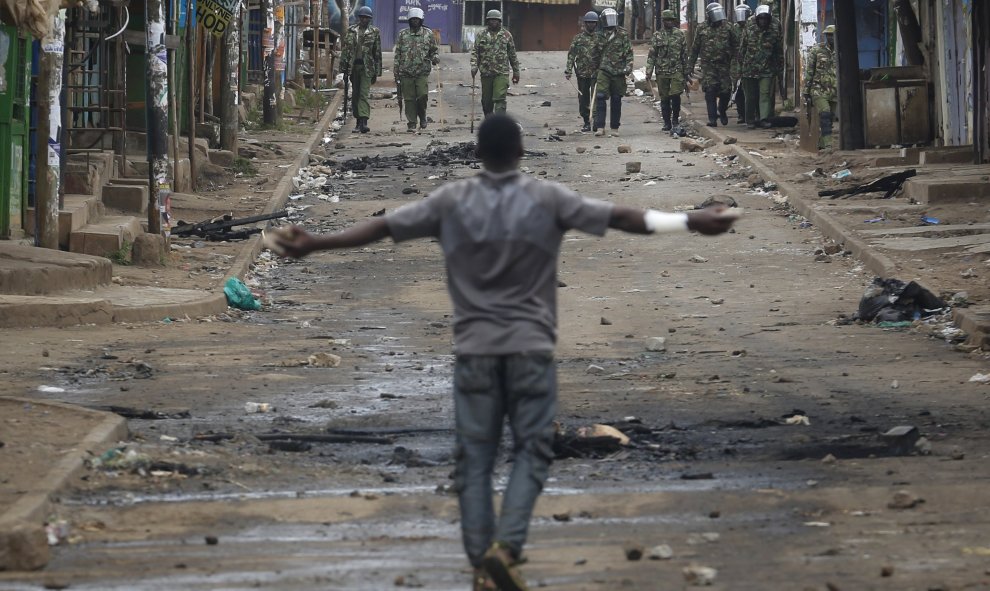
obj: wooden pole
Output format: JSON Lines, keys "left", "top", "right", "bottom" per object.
{"left": 834, "top": 0, "right": 864, "bottom": 150}
{"left": 146, "top": 0, "right": 172, "bottom": 236}
{"left": 36, "top": 11, "right": 65, "bottom": 249}
{"left": 220, "top": 5, "right": 240, "bottom": 151}
{"left": 186, "top": 0, "right": 198, "bottom": 190}
{"left": 311, "top": 0, "right": 320, "bottom": 91}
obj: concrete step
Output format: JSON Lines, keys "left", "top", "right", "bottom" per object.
{"left": 0, "top": 242, "right": 112, "bottom": 295}
{"left": 102, "top": 183, "right": 149, "bottom": 214}
{"left": 24, "top": 194, "right": 107, "bottom": 248}
{"left": 919, "top": 147, "right": 977, "bottom": 165}
{"left": 69, "top": 216, "right": 143, "bottom": 257}
{"left": 903, "top": 175, "right": 990, "bottom": 204}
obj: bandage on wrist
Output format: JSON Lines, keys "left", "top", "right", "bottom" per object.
{"left": 644, "top": 210, "right": 689, "bottom": 233}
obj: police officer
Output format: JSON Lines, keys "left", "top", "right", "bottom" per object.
{"left": 565, "top": 11, "right": 603, "bottom": 132}
{"left": 470, "top": 10, "right": 520, "bottom": 117}
{"left": 394, "top": 7, "right": 439, "bottom": 132}
{"left": 594, "top": 8, "right": 633, "bottom": 137}
{"left": 804, "top": 24, "right": 837, "bottom": 148}
{"left": 646, "top": 10, "right": 687, "bottom": 133}
{"left": 731, "top": 2, "right": 752, "bottom": 124}
{"left": 738, "top": 4, "right": 782, "bottom": 128}
{"left": 340, "top": 5, "right": 383, "bottom": 133}
{"left": 690, "top": 2, "right": 738, "bottom": 127}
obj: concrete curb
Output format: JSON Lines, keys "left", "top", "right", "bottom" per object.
{"left": 0, "top": 397, "right": 128, "bottom": 570}
{"left": 683, "top": 109, "right": 899, "bottom": 279}
{"left": 224, "top": 91, "right": 343, "bottom": 284}
{"left": 681, "top": 108, "right": 988, "bottom": 347}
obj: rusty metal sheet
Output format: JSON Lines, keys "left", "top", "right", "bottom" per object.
{"left": 864, "top": 85, "right": 899, "bottom": 147}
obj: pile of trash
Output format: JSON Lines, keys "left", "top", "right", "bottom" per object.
{"left": 852, "top": 278, "right": 946, "bottom": 323}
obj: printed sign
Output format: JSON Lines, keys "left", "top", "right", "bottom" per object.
{"left": 197, "top": 0, "right": 239, "bottom": 36}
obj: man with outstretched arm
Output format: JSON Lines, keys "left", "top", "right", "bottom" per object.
{"left": 273, "top": 114, "right": 737, "bottom": 591}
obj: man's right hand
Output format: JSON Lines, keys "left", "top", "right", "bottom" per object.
{"left": 273, "top": 226, "right": 318, "bottom": 259}
{"left": 686, "top": 207, "right": 740, "bottom": 235}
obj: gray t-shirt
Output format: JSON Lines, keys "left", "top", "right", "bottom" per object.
{"left": 386, "top": 170, "right": 613, "bottom": 355}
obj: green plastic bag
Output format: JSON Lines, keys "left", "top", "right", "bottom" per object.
{"left": 224, "top": 277, "right": 262, "bottom": 311}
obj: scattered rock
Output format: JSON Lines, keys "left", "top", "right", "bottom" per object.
{"left": 822, "top": 453, "right": 837, "bottom": 464}
{"left": 308, "top": 352, "right": 342, "bottom": 368}
{"left": 623, "top": 543, "right": 644, "bottom": 561}
{"left": 132, "top": 233, "right": 166, "bottom": 267}
{"left": 552, "top": 512, "right": 571, "bottom": 522}
{"left": 723, "top": 136, "right": 737, "bottom": 144}
{"left": 645, "top": 337, "right": 667, "bottom": 352}
{"left": 555, "top": 128, "right": 566, "bottom": 136}
{"left": 887, "top": 490, "right": 924, "bottom": 510}
{"left": 625, "top": 161, "right": 641, "bottom": 173}
{"left": 576, "top": 424, "right": 630, "bottom": 445}
{"left": 649, "top": 544, "right": 673, "bottom": 560}
{"left": 617, "top": 145, "right": 632, "bottom": 153}
{"left": 586, "top": 364, "right": 605, "bottom": 374}
{"left": 823, "top": 242, "right": 842, "bottom": 255}
{"left": 881, "top": 425, "right": 920, "bottom": 455}
{"left": 881, "top": 565, "right": 894, "bottom": 577}
{"left": 689, "top": 255, "right": 709, "bottom": 263}
{"left": 600, "top": 317, "right": 612, "bottom": 325}
{"left": 576, "top": 147, "right": 587, "bottom": 154}
{"left": 950, "top": 446, "right": 965, "bottom": 460}
{"left": 680, "top": 138, "right": 707, "bottom": 152}
{"left": 697, "top": 195, "right": 737, "bottom": 208}
{"left": 914, "top": 436, "right": 932, "bottom": 455}
{"left": 205, "top": 535, "right": 219, "bottom": 545}
{"left": 540, "top": 100, "right": 552, "bottom": 107}
{"left": 683, "top": 565, "right": 718, "bottom": 586}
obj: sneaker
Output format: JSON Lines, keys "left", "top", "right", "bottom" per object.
{"left": 610, "top": 128, "right": 620, "bottom": 137}
{"left": 707, "top": 119, "right": 717, "bottom": 127}
{"left": 473, "top": 568, "right": 497, "bottom": 591}
{"left": 407, "top": 122, "right": 417, "bottom": 132}
{"left": 594, "top": 129, "right": 605, "bottom": 137}
{"left": 720, "top": 113, "right": 729, "bottom": 125}
{"left": 661, "top": 122, "right": 672, "bottom": 131}
{"left": 482, "top": 543, "right": 528, "bottom": 591}
{"left": 758, "top": 120, "right": 773, "bottom": 129}
{"left": 581, "top": 122, "right": 591, "bottom": 132}
{"left": 419, "top": 121, "right": 427, "bottom": 129}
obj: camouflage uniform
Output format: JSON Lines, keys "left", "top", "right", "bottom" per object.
{"left": 732, "top": 20, "right": 747, "bottom": 123}
{"left": 804, "top": 41, "right": 837, "bottom": 147}
{"left": 471, "top": 28, "right": 520, "bottom": 116}
{"left": 565, "top": 30, "right": 602, "bottom": 126}
{"left": 595, "top": 28, "right": 633, "bottom": 133}
{"left": 738, "top": 16, "right": 782, "bottom": 125}
{"left": 646, "top": 25, "right": 687, "bottom": 130}
{"left": 394, "top": 26, "right": 439, "bottom": 129}
{"left": 340, "top": 23, "right": 383, "bottom": 122}
{"left": 690, "top": 21, "right": 739, "bottom": 126}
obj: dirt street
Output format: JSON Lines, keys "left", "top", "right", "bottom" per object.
{"left": 2, "top": 51, "right": 990, "bottom": 591}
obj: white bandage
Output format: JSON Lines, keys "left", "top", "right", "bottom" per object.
{"left": 644, "top": 210, "right": 689, "bottom": 233}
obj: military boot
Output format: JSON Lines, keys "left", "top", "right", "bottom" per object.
{"left": 352, "top": 118, "right": 362, "bottom": 133}
{"left": 581, "top": 117, "right": 591, "bottom": 133}
{"left": 660, "top": 102, "right": 672, "bottom": 131}
{"left": 360, "top": 118, "right": 370, "bottom": 133}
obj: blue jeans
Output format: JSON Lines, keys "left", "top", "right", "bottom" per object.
{"left": 452, "top": 352, "right": 557, "bottom": 567}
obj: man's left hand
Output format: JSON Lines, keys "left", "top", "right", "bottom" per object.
{"left": 686, "top": 207, "right": 740, "bottom": 235}
{"left": 512, "top": 73, "right": 520, "bottom": 84}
